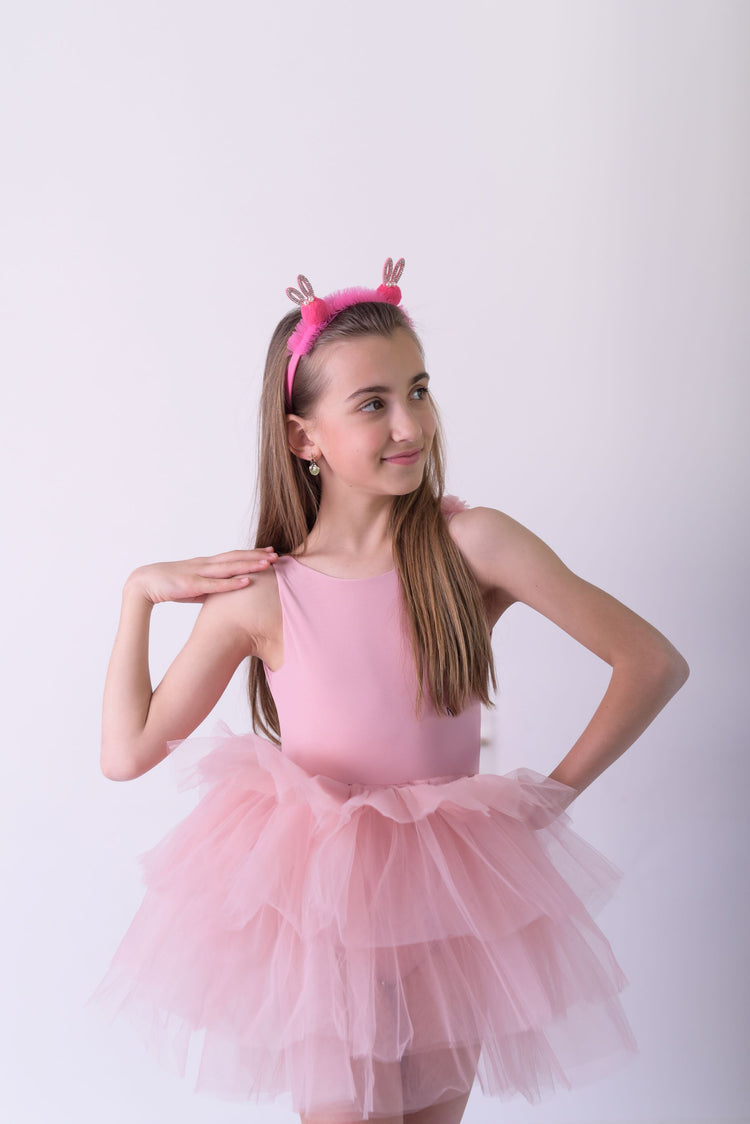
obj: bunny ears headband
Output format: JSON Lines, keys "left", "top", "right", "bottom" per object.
{"left": 284, "top": 256, "right": 410, "bottom": 408}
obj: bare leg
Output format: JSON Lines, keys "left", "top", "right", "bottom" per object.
{"left": 300, "top": 1115, "right": 403, "bottom": 1124}
{"left": 299, "top": 1089, "right": 472, "bottom": 1124}
{"left": 298, "top": 1055, "right": 405, "bottom": 1124}
{"left": 399, "top": 1037, "right": 480, "bottom": 1124}
{"left": 402, "top": 1090, "right": 472, "bottom": 1124}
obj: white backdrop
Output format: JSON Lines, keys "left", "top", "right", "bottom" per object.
{"left": 1, "top": 2, "right": 747, "bottom": 1122}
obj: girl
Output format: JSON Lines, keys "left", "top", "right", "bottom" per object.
{"left": 91, "top": 258, "right": 689, "bottom": 1124}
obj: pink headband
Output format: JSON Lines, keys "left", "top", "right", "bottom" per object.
{"left": 284, "top": 256, "right": 409, "bottom": 408}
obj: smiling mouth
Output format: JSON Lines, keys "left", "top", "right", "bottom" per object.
{"left": 383, "top": 448, "right": 424, "bottom": 463}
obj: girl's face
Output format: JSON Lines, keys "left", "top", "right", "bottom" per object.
{"left": 297, "top": 329, "right": 436, "bottom": 499}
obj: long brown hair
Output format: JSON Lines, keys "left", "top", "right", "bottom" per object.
{"left": 248, "top": 301, "right": 496, "bottom": 743}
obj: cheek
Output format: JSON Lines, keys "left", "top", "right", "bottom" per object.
{"left": 323, "top": 430, "right": 378, "bottom": 466}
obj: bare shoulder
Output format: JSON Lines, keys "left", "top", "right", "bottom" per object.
{"left": 446, "top": 505, "right": 548, "bottom": 602}
{"left": 199, "top": 561, "right": 283, "bottom": 666}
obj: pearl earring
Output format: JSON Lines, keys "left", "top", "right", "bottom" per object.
{"left": 308, "top": 455, "right": 320, "bottom": 476}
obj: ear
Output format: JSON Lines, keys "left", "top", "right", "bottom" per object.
{"left": 286, "top": 414, "right": 319, "bottom": 462}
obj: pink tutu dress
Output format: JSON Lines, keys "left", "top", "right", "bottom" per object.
{"left": 89, "top": 498, "right": 638, "bottom": 1119}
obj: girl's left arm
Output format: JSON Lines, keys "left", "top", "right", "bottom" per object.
{"left": 450, "top": 507, "right": 690, "bottom": 796}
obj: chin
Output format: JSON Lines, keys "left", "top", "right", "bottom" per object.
{"left": 387, "top": 477, "right": 425, "bottom": 498}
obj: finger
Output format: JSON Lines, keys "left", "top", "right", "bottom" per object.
{"left": 198, "top": 556, "right": 278, "bottom": 578}
{"left": 197, "top": 558, "right": 280, "bottom": 586}
{"left": 198, "top": 575, "right": 257, "bottom": 592}
{"left": 200, "top": 548, "right": 278, "bottom": 563}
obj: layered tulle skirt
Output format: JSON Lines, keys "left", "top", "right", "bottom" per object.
{"left": 89, "top": 722, "right": 638, "bottom": 1118}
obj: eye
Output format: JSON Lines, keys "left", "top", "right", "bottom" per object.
{"left": 360, "top": 398, "right": 385, "bottom": 413}
{"left": 412, "top": 385, "right": 430, "bottom": 401}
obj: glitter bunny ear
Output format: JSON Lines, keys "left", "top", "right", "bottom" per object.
{"left": 286, "top": 274, "right": 330, "bottom": 328}
{"left": 377, "top": 256, "right": 405, "bottom": 304}
{"left": 382, "top": 257, "right": 405, "bottom": 286}
{"left": 286, "top": 275, "right": 316, "bottom": 305}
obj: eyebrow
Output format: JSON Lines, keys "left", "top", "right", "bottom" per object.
{"left": 344, "top": 372, "right": 430, "bottom": 402}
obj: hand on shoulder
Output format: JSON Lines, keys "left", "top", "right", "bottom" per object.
{"left": 127, "top": 548, "right": 279, "bottom": 605}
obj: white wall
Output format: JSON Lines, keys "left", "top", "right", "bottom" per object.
{"left": 1, "top": 2, "right": 747, "bottom": 1122}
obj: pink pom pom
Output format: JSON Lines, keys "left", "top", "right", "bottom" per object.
{"left": 376, "top": 283, "right": 402, "bottom": 305}
{"left": 301, "top": 297, "right": 329, "bottom": 326}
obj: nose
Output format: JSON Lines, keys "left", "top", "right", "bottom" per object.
{"left": 389, "top": 401, "right": 422, "bottom": 444}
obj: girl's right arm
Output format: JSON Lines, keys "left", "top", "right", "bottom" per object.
{"left": 100, "top": 548, "right": 278, "bottom": 782}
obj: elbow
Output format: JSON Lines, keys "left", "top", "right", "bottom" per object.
{"left": 100, "top": 755, "right": 137, "bottom": 782}
{"left": 100, "top": 732, "right": 167, "bottom": 781}
{"left": 613, "top": 636, "right": 689, "bottom": 699}
{"left": 671, "top": 650, "right": 690, "bottom": 690}
{"left": 100, "top": 743, "right": 146, "bottom": 782}
{"left": 643, "top": 639, "right": 690, "bottom": 698}
{"left": 658, "top": 640, "right": 690, "bottom": 693}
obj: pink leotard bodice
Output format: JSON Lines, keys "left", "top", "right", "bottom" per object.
{"left": 264, "top": 555, "right": 481, "bottom": 786}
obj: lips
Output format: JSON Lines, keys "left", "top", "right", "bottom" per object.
{"left": 383, "top": 447, "right": 423, "bottom": 464}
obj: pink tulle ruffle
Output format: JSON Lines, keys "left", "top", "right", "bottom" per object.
{"left": 89, "top": 723, "right": 637, "bottom": 1119}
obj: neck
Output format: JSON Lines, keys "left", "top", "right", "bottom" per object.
{"left": 302, "top": 489, "right": 395, "bottom": 564}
